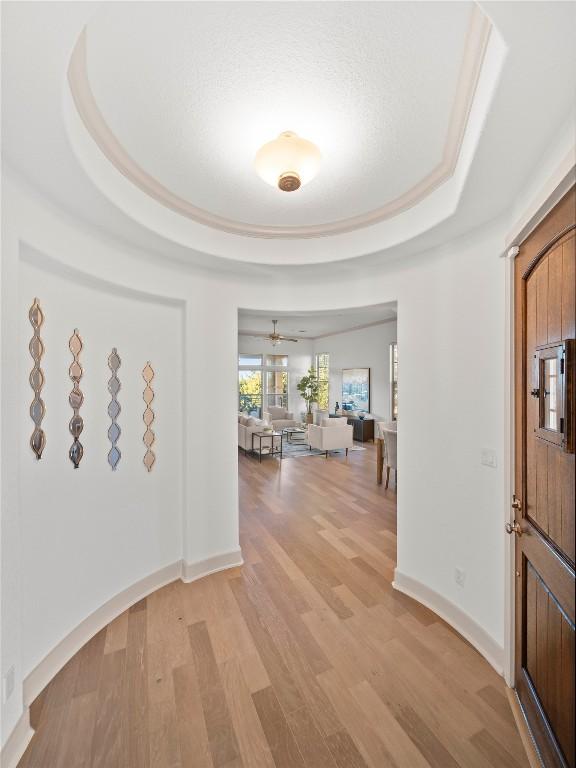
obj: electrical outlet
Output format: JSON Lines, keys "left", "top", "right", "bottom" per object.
{"left": 481, "top": 449, "right": 497, "bottom": 468}
{"left": 455, "top": 568, "right": 466, "bottom": 588}
{"left": 2, "top": 666, "right": 15, "bottom": 703}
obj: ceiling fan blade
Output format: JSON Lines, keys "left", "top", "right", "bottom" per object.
{"left": 277, "top": 336, "right": 299, "bottom": 342}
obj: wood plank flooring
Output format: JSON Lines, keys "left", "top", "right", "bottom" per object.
{"left": 19, "top": 444, "right": 529, "bottom": 767}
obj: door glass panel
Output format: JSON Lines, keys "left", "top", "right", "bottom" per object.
{"left": 535, "top": 343, "right": 568, "bottom": 449}
{"left": 544, "top": 357, "right": 558, "bottom": 430}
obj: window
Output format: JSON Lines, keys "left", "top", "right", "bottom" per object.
{"left": 239, "top": 353, "right": 263, "bottom": 367}
{"left": 266, "top": 354, "right": 288, "bottom": 367}
{"left": 266, "top": 370, "right": 288, "bottom": 410}
{"left": 316, "top": 353, "right": 329, "bottom": 411}
{"left": 238, "top": 353, "right": 289, "bottom": 416}
{"left": 390, "top": 342, "right": 398, "bottom": 420}
{"left": 239, "top": 369, "right": 262, "bottom": 416}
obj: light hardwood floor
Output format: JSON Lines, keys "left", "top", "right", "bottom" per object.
{"left": 19, "top": 444, "right": 529, "bottom": 767}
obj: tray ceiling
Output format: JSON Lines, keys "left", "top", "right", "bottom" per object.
{"left": 70, "top": 2, "right": 489, "bottom": 238}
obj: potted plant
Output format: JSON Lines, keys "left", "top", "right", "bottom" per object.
{"left": 297, "top": 366, "right": 319, "bottom": 424}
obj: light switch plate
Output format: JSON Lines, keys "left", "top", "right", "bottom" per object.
{"left": 481, "top": 449, "right": 497, "bottom": 468}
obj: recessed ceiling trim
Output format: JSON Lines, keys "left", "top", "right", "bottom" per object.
{"left": 68, "top": 8, "right": 491, "bottom": 240}
{"left": 238, "top": 316, "right": 397, "bottom": 341}
{"left": 312, "top": 317, "right": 397, "bottom": 340}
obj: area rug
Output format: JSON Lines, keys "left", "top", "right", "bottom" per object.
{"left": 281, "top": 441, "right": 366, "bottom": 459}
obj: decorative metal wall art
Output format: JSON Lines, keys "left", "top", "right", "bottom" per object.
{"left": 142, "top": 362, "right": 156, "bottom": 472}
{"left": 68, "top": 329, "right": 85, "bottom": 468}
{"left": 29, "top": 299, "right": 46, "bottom": 459}
{"left": 107, "top": 348, "right": 121, "bottom": 470}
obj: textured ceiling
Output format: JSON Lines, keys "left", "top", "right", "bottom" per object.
{"left": 83, "top": 1, "right": 475, "bottom": 230}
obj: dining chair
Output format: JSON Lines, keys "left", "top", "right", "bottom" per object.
{"left": 376, "top": 421, "right": 397, "bottom": 488}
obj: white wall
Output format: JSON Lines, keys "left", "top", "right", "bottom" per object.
{"left": 313, "top": 321, "right": 397, "bottom": 419}
{"left": 237, "top": 335, "right": 313, "bottom": 418}
{"left": 2, "top": 170, "right": 511, "bottom": 750}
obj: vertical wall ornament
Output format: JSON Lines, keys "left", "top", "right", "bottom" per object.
{"left": 142, "top": 362, "right": 156, "bottom": 472}
{"left": 68, "top": 329, "right": 84, "bottom": 468}
{"left": 107, "top": 348, "right": 121, "bottom": 470}
{"left": 29, "top": 298, "right": 46, "bottom": 459}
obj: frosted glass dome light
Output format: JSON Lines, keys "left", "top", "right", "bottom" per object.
{"left": 254, "top": 131, "right": 321, "bottom": 192}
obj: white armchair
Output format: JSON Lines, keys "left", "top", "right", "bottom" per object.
{"left": 312, "top": 410, "right": 329, "bottom": 425}
{"left": 264, "top": 406, "right": 297, "bottom": 430}
{"left": 307, "top": 418, "right": 353, "bottom": 457}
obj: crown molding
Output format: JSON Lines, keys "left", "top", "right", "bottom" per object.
{"left": 313, "top": 317, "right": 397, "bottom": 340}
{"left": 238, "top": 316, "right": 396, "bottom": 342}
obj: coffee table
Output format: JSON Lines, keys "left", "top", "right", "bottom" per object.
{"left": 283, "top": 426, "right": 308, "bottom": 444}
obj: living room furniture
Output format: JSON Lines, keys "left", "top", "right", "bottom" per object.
{"left": 263, "top": 406, "right": 297, "bottom": 430}
{"left": 347, "top": 417, "right": 374, "bottom": 442}
{"left": 283, "top": 426, "right": 307, "bottom": 443}
{"left": 312, "top": 410, "right": 329, "bottom": 425}
{"left": 376, "top": 421, "right": 397, "bottom": 487}
{"left": 307, "top": 418, "right": 353, "bottom": 458}
{"left": 238, "top": 414, "right": 271, "bottom": 453}
{"left": 251, "top": 431, "right": 282, "bottom": 462}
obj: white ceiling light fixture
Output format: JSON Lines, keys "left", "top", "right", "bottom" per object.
{"left": 254, "top": 131, "right": 321, "bottom": 192}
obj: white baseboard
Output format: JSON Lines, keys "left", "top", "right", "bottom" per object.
{"left": 181, "top": 549, "right": 243, "bottom": 583}
{"left": 393, "top": 569, "right": 504, "bottom": 675}
{"left": 0, "top": 708, "right": 34, "bottom": 768}
{"left": 23, "top": 550, "right": 243, "bottom": 707}
{"left": 22, "top": 560, "right": 181, "bottom": 705}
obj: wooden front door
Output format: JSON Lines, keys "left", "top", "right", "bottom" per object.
{"left": 513, "top": 187, "right": 575, "bottom": 768}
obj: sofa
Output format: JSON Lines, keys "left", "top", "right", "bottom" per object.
{"left": 238, "top": 413, "right": 272, "bottom": 453}
{"left": 263, "top": 406, "right": 297, "bottom": 431}
{"left": 307, "top": 417, "right": 353, "bottom": 457}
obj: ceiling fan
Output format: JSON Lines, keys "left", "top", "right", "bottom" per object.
{"left": 250, "top": 319, "right": 299, "bottom": 346}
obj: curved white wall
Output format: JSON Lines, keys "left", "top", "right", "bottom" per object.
{"left": 2, "top": 171, "right": 510, "bottom": 752}
{"left": 19, "top": 252, "right": 185, "bottom": 675}
{"left": 1, "top": 175, "right": 245, "bottom": 749}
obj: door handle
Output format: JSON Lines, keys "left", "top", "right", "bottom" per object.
{"left": 505, "top": 521, "right": 523, "bottom": 537}
{"left": 511, "top": 495, "right": 522, "bottom": 511}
